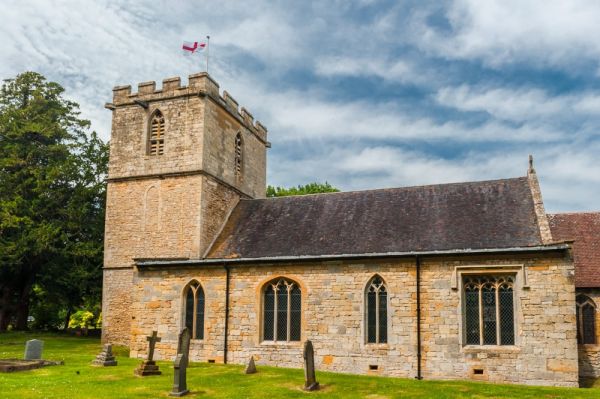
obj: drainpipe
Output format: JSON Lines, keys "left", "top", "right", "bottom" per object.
{"left": 416, "top": 255, "right": 423, "bottom": 380}
{"left": 223, "top": 264, "right": 230, "bottom": 364}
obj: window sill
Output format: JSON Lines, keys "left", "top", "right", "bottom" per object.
{"left": 579, "top": 344, "right": 600, "bottom": 351}
{"left": 462, "top": 345, "right": 521, "bottom": 354}
{"left": 364, "top": 343, "right": 390, "bottom": 349}
{"left": 260, "top": 340, "right": 302, "bottom": 347}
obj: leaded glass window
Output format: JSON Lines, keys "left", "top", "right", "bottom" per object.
{"left": 183, "top": 281, "right": 205, "bottom": 340}
{"left": 463, "top": 275, "right": 515, "bottom": 346}
{"left": 366, "top": 276, "right": 387, "bottom": 344}
{"left": 577, "top": 295, "right": 597, "bottom": 344}
{"left": 148, "top": 110, "right": 165, "bottom": 155}
{"left": 263, "top": 278, "right": 301, "bottom": 342}
{"left": 234, "top": 132, "right": 243, "bottom": 181}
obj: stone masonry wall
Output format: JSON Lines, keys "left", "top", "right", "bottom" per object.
{"left": 101, "top": 268, "right": 133, "bottom": 345}
{"left": 419, "top": 253, "right": 578, "bottom": 386}
{"left": 131, "top": 252, "right": 578, "bottom": 386}
{"left": 202, "top": 95, "right": 267, "bottom": 199}
{"left": 577, "top": 288, "right": 600, "bottom": 377}
{"left": 103, "top": 73, "right": 267, "bottom": 345}
{"left": 129, "top": 266, "right": 227, "bottom": 362}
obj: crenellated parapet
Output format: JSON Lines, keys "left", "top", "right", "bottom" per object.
{"left": 106, "top": 72, "right": 268, "bottom": 142}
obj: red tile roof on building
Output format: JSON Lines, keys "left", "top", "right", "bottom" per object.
{"left": 548, "top": 212, "right": 600, "bottom": 288}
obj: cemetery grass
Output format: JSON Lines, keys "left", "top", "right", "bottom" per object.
{"left": 0, "top": 332, "right": 599, "bottom": 398}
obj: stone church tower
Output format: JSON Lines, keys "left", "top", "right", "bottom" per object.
{"left": 102, "top": 73, "right": 268, "bottom": 344}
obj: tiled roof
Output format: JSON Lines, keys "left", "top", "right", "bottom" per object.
{"left": 548, "top": 212, "right": 600, "bottom": 288}
{"left": 207, "top": 177, "right": 544, "bottom": 259}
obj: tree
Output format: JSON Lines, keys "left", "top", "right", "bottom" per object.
{"left": 266, "top": 182, "right": 340, "bottom": 198}
{"left": 0, "top": 71, "right": 108, "bottom": 331}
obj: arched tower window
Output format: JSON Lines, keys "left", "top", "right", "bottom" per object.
{"left": 183, "top": 280, "right": 205, "bottom": 340}
{"left": 464, "top": 275, "right": 515, "bottom": 346}
{"left": 263, "top": 278, "right": 301, "bottom": 342}
{"left": 234, "top": 132, "right": 243, "bottom": 180}
{"left": 577, "top": 295, "right": 597, "bottom": 344}
{"left": 148, "top": 110, "right": 165, "bottom": 155}
{"left": 366, "top": 275, "right": 387, "bottom": 343}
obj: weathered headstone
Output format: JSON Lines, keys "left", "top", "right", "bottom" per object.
{"left": 92, "top": 344, "right": 117, "bottom": 366}
{"left": 134, "top": 331, "right": 162, "bottom": 376}
{"left": 24, "top": 339, "right": 43, "bottom": 360}
{"left": 303, "top": 340, "right": 319, "bottom": 391}
{"left": 170, "top": 327, "right": 191, "bottom": 397}
{"left": 245, "top": 355, "right": 257, "bottom": 374}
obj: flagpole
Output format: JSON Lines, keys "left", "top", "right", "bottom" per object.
{"left": 206, "top": 35, "right": 210, "bottom": 74}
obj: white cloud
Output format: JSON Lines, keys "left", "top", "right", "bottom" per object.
{"left": 1, "top": 0, "right": 598, "bottom": 212}
{"left": 414, "top": 0, "right": 600, "bottom": 68}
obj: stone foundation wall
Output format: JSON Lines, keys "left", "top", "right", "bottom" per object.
{"left": 131, "top": 252, "right": 578, "bottom": 387}
{"left": 577, "top": 288, "right": 600, "bottom": 377}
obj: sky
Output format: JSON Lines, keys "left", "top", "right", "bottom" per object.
{"left": 2, "top": 0, "right": 599, "bottom": 212}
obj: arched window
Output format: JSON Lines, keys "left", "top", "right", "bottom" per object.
{"left": 263, "top": 278, "right": 301, "bottom": 342}
{"left": 464, "top": 275, "right": 514, "bottom": 346}
{"left": 366, "top": 275, "right": 387, "bottom": 344}
{"left": 148, "top": 110, "right": 165, "bottom": 155}
{"left": 183, "top": 281, "right": 205, "bottom": 340}
{"left": 234, "top": 132, "right": 243, "bottom": 180}
{"left": 577, "top": 295, "right": 597, "bottom": 344}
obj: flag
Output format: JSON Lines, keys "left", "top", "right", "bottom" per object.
{"left": 182, "top": 41, "right": 207, "bottom": 55}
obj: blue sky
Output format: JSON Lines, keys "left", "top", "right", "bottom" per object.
{"left": 2, "top": 0, "right": 599, "bottom": 211}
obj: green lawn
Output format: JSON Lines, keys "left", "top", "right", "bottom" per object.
{"left": 0, "top": 332, "right": 598, "bottom": 398}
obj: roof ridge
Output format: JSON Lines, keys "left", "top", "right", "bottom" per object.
{"left": 249, "top": 176, "right": 528, "bottom": 202}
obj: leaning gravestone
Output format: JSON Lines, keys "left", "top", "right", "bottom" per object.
{"left": 24, "top": 339, "right": 43, "bottom": 360}
{"left": 134, "top": 331, "right": 162, "bottom": 376}
{"left": 92, "top": 344, "right": 117, "bottom": 366}
{"left": 303, "top": 340, "right": 320, "bottom": 391}
{"left": 245, "top": 355, "right": 257, "bottom": 374}
{"left": 170, "top": 327, "right": 191, "bottom": 397}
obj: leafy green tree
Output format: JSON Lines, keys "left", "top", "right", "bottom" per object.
{"left": 0, "top": 71, "right": 108, "bottom": 330}
{"left": 266, "top": 182, "right": 340, "bottom": 197}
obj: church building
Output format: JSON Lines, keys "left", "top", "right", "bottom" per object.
{"left": 102, "top": 73, "right": 600, "bottom": 387}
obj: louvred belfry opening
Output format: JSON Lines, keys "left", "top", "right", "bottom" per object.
{"left": 149, "top": 110, "right": 165, "bottom": 155}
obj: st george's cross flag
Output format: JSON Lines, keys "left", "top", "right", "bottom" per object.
{"left": 182, "top": 41, "right": 207, "bottom": 55}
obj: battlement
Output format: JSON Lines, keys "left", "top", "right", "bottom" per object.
{"left": 107, "top": 73, "right": 267, "bottom": 141}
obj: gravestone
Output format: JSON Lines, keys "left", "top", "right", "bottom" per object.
{"left": 24, "top": 339, "right": 43, "bottom": 360}
{"left": 245, "top": 355, "right": 257, "bottom": 374}
{"left": 134, "top": 331, "right": 162, "bottom": 376}
{"left": 92, "top": 344, "right": 117, "bottom": 366}
{"left": 170, "top": 327, "right": 191, "bottom": 397}
{"left": 303, "top": 340, "right": 319, "bottom": 391}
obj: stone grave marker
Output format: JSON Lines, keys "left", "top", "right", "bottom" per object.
{"left": 134, "top": 331, "right": 162, "bottom": 376}
{"left": 170, "top": 327, "right": 191, "bottom": 397}
{"left": 303, "top": 340, "right": 319, "bottom": 391}
{"left": 24, "top": 339, "right": 43, "bottom": 360}
{"left": 92, "top": 344, "right": 117, "bottom": 366}
{"left": 245, "top": 355, "right": 257, "bottom": 374}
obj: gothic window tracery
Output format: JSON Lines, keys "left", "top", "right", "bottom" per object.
{"left": 184, "top": 280, "right": 205, "bottom": 340}
{"left": 577, "top": 295, "right": 597, "bottom": 344}
{"left": 366, "top": 275, "right": 387, "bottom": 344}
{"left": 263, "top": 278, "right": 301, "bottom": 342}
{"left": 148, "top": 110, "right": 165, "bottom": 155}
{"left": 464, "top": 275, "right": 515, "bottom": 346}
